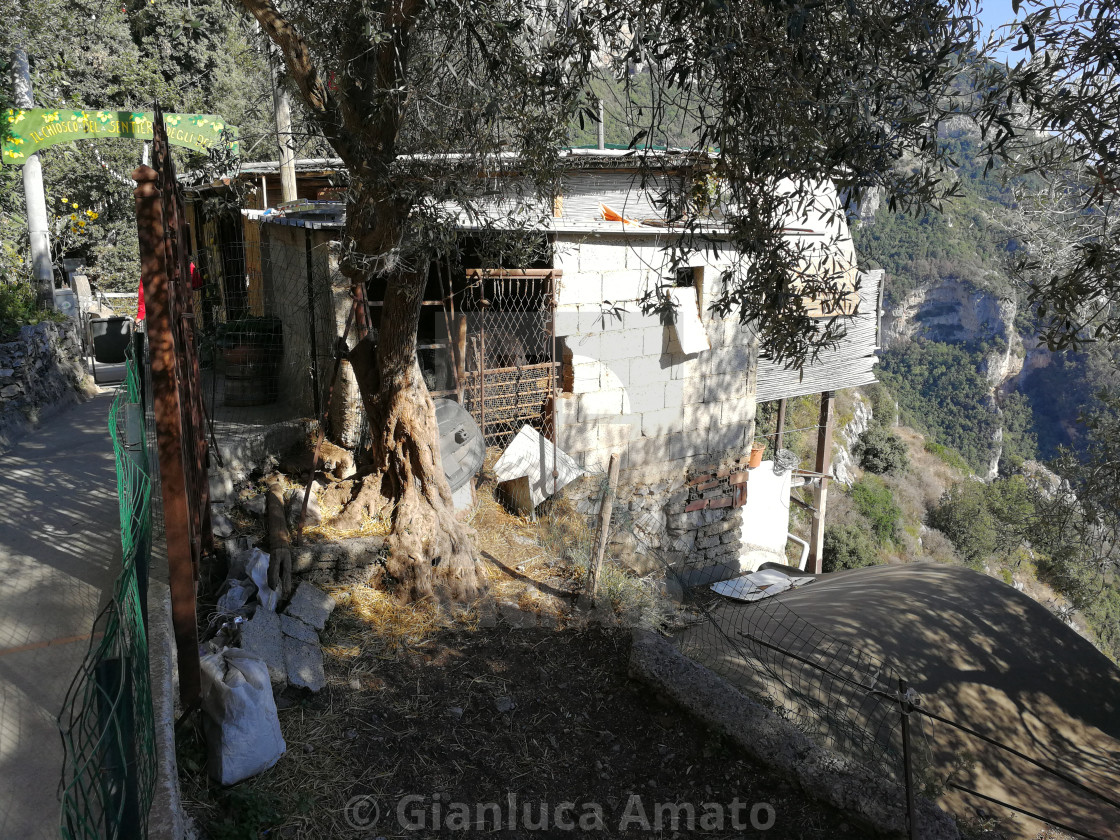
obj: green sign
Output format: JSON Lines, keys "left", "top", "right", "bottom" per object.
{"left": 1, "top": 109, "right": 238, "bottom": 164}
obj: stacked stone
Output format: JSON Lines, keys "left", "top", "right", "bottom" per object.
{"left": 0, "top": 321, "right": 86, "bottom": 451}
{"left": 564, "top": 458, "right": 749, "bottom": 582}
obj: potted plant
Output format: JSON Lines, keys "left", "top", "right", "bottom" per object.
{"left": 748, "top": 438, "right": 767, "bottom": 469}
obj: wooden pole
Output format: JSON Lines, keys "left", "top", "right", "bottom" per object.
{"left": 266, "top": 482, "right": 292, "bottom": 599}
{"left": 133, "top": 164, "right": 200, "bottom": 707}
{"left": 775, "top": 397, "right": 788, "bottom": 450}
{"left": 455, "top": 314, "right": 468, "bottom": 402}
{"left": 807, "top": 390, "right": 834, "bottom": 574}
{"left": 899, "top": 678, "right": 919, "bottom": 840}
{"left": 586, "top": 453, "right": 621, "bottom": 604}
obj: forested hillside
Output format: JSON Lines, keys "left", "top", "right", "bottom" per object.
{"left": 842, "top": 125, "right": 1120, "bottom": 663}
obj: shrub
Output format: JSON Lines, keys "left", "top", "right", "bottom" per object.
{"left": 923, "top": 439, "right": 971, "bottom": 473}
{"left": 850, "top": 477, "right": 902, "bottom": 544}
{"left": 0, "top": 281, "right": 60, "bottom": 339}
{"left": 822, "top": 524, "right": 880, "bottom": 572}
{"left": 854, "top": 426, "right": 909, "bottom": 475}
{"left": 927, "top": 481, "right": 997, "bottom": 567}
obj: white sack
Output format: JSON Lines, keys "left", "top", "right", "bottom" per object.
{"left": 200, "top": 648, "right": 286, "bottom": 785}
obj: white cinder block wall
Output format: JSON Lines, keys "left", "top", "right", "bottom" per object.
{"left": 552, "top": 233, "right": 759, "bottom": 478}
{"left": 551, "top": 232, "right": 759, "bottom": 582}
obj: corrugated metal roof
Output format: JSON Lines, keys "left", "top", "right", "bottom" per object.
{"left": 755, "top": 270, "right": 883, "bottom": 402}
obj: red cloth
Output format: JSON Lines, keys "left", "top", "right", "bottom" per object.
{"left": 137, "top": 280, "right": 145, "bottom": 321}
{"left": 190, "top": 261, "right": 202, "bottom": 290}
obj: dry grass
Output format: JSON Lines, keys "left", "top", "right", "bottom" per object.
{"left": 328, "top": 584, "right": 479, "bottom": 660}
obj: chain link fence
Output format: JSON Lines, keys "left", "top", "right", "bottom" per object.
{"left": 456, "top": 269, "right": 557, "bottom": 449}
{"left": 58, "top": 345, "right": 156, "bottom": 839}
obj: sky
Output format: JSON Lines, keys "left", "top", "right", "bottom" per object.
{"left": 974, "top": 0, "right": 1026, "bottom": 59}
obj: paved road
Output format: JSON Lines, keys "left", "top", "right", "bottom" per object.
{"left": 0, "top": 392, "right": 120, "bottom": 840}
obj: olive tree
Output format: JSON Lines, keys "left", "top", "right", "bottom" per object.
{"left": 237, "top": 0, "right": 992, "bottom": 603}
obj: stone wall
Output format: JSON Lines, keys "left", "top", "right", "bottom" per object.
{"left": 0, "top": 321, "right": 90, "bottom": 452}
{"left": 567, "top": 455, "right": 751, "bottom": 586}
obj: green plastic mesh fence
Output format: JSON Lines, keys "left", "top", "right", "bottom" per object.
{"left": 58, "top": 347, "right": 157, "bottom": 839}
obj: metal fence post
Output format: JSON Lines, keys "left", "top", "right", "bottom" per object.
{"left": 133, "top": 163, "right": 201, "bottom": 708}
{"left": 899, "top": 677, "right": 918, "bottom": 840}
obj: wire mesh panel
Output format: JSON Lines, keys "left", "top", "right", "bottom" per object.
{"left": 186, "top": 215, "right": 338, "bottom": 433}
{"left": 458, "top": 270, "right": 558, "bottom": 448}
{"left": 58, "top": 347, "right": 156, "bottom": 840}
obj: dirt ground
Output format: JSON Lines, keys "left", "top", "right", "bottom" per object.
{"left": 180, "top": 616, "right": 873, "bottom": 839}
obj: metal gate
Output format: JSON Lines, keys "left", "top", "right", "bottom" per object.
{"left": 455, "top": 269, "right": 559, "bottom": 449}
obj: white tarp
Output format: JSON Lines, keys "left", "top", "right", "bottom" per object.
{"left": 667, "top": 286, "right": 710, "bottom": 354}
{"left": 493, "top": 425, "right": 584, "bottom": 510}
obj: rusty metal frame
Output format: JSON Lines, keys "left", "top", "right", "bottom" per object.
{"left": 132, "top": 106, "right": 213, "bottom": 708}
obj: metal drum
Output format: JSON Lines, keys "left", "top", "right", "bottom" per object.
{"left": 434, "top": 398, "right": 485, "bottom": 491}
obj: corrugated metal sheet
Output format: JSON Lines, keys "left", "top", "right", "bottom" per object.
{"left": 756, "top": 269, "right": 882, "bottom": 402}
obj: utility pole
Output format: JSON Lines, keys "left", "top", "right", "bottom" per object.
{"left": 597, "top": 98, "right": 605, "bottom": 150}
{"left": 12, "top": 47, "right": 54, "bottom": 307}
{"left": 271, "top": 48, "right": 297, "bottom": 204}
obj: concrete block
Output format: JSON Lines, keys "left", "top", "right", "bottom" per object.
{"left": 669, "top": 355, "right": 703, "bottom": 381}
{"left": 564, "top": 332, "right": 601, "bottom": 360}
{"left": 553, "top": 308, "right": 581, "bottom": 335}
{"left": 683, "top": 402, "right": 721, "bottom": 432}
{"left": 708, "top": 423, "right": 747, "bottom": 454}
{"left": 556, "top": 273, "right": 602, "bottom": 306}
{"left": 704, "top": 372, "right": 749, "bottom": 401}
{"left": 240, "top": 608, "right": 286, "bottom": 688}
{"left": 622, "top": 309, "right": 664, "bottom": 331}
{"left": 669, "top": 430, "right": 708, "bottom": 459}
{"left": 283, "top": 636, "right": 326, "bottom": 692}
{"left": 663, "top": 380, "right": 684, "bottom": 409}
{"left": 555, "top": 393, "right": 579, "bottom": 425}
{"left": 580, "top": 242, "right": 628, "bottom": 273}
{"left": 708, "top": 343, "right": 755, "bottom": 375}
{"left": 629, "top": 354, "right": 672, "bottom": 384}
{"left": 598, "top": 421, "right": 634, "bottom": 449}
{"left": 577, "top": 389, "right": 624, "bottom": 422}
{"left": 627, "top": 435, "right": 669, "bottom": 468}
{"left": 280, "top": 613, "right": 319, "bottom": 645}
{"left": 642, "top": 325, "right": 669, "bottom": 356}
{"left": 577, "top": 304, "right": 612, "bottom": 333}
{"left": 599, "top": 329, "right": 646, "bottom": 362}
{"left": 601, "top": 270, "right": 641, "bottom": 304}
{"left": 603, "top": 360, "right": 630, "bottom": 390}
{"left": 560, "top": 421, "right": 600, "bottom": 453}
{"left": 682, "top": 375, "right": 707, "bottom": 404}
{"left": 570, "top": 361, "right": 601, "bottom": 394}
{"left": 284, "top": 582, "right": 335, "bottom": 631}
{"left": 627, "top": 381, "right": 667, "bottom": 414}
{"left": 720, "top": 396, "right": 755, "bottom": 426}
{"left": 641, "top": 406, "right": 679, "bottom": 438}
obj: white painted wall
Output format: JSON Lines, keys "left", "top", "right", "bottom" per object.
{"left": 738, "top": 461, "right": 793, "bottom": 571}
